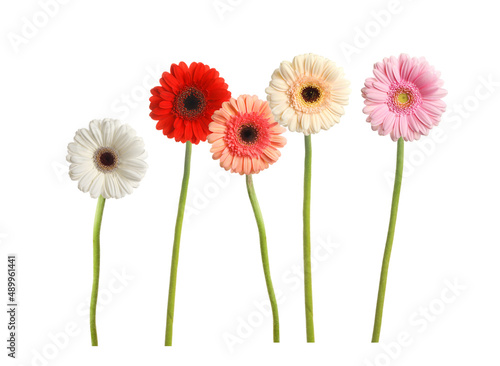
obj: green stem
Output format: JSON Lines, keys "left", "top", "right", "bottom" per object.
{"left": 372, "top": 137, "right": 404, "bottom": 343}
{"left": 303, "top": 134, "right": 314, "bottom": 342}
{"left": 90, "top": 195, "right": 105, "bottom": 347}
{"left": 165, "top": 141, "right": 192, "bottom": 346}
{"left": 245, "top": 174, "right": 280, "bottom": 343}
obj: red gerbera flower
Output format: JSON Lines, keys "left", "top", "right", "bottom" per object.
{"left": 149, "top": 62, "right": 231, "bottom": 144}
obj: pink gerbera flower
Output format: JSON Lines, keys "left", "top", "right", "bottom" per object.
{"left": 208, "top": 95, "right": 286, "bottom": 175}
{"left": 362, "top": 54, "right": 447, "bottom": 141}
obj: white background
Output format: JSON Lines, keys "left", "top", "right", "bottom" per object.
{"left": 1, "top": 0, "right": 499, "bottom": 365}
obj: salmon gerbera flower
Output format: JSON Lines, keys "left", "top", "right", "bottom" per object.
{"left": 209, "top": 94, "right": 285, "bottom": 342}
{"left": 208, "top": 95, "right": 286, "bottom": 175}
{"left": 149, "top": 61, "right": 231, "bottom": 144}
{"left": 362, "top": 54, "right": 447, "bottom": 141}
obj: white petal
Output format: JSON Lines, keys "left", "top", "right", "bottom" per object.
{"left": 103, "top": 174, "right": 117, "bottom": 199}
{"left": 287, "top": 111, "right": 299, "bottom": 132}
{"left": 114, "top": 125, "right": 141, "bottom": 153}
{"left": 119, "top": 140, "right": 146, "bottom": 160}
{"left": 322, "top": 62, "right": 340, "bottom": 82}
{"left": 281, "top": 107, "right": 296, "bottom": 127}
{"left": 332, "top": 78, "right": 351, "bottom": 91}
{"left": 271, "top": 102, "right": 289, "bottom": 118}
{"left": 279, "top": 61, "right": 297, "bottom": 84}
{"left": 304, "top": 55, "right": 314, "bottom": 76}
{"left": 67, "top": 152, "right": 93, "bottom": 165}
{"left": 77, "top": 169, "right": 98, "bottom": 193}
{"left": 327, "top": 102, "right": 345, "bottom": 116}
{"left": 310, "top": 114, "right": 321, "bottom": 134}
{"left": 299, "top": 113, "right": 311, "bottom": 133}
{"left": 101, "top": 119, "right": 118, "bottom": 146}
{"left": 266, "top": 89, "right": 288, "bottom": 104}
{"left": 311, "top": 57, "right": 325, "bottom": 78}
{"left": 67, "top": 141, "right": 94, "bottom": 159}
{"left": 118, "top": 159, "right": 148, "bottom": 176}
{"left": 269, "top": 70, "right": 289, "bottom": 91}
{"left": 68, "top": 118, "right": 147, "bottom": 198}
{"left": 89, "top": 173, "right": 105, "bottom": 199}
{"left": 292, "top": 54, "right": 306, "bottom": 76}
{"left": 115, "top": 173, "right": 134, "bottom": 196}
{"left": 88, "top": 120, "right": 104, "bottom": 147}
{"left": 74, "top": 128, "right": 98, "bottom": 151}
{"left": 69, "top": 161, "right": 93, "bottom": 179}
{"left": 117, "top": 167, "right": 144, "bottom": 183}
{"left": 319, "top": 109, "right": 336, "bottom": 129}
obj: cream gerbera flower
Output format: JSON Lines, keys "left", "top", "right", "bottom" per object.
{"left": 67, "top": 119, "right": 147, "bottom": 199}
{"left": 265, "top": 53, "right": 350, "bottom": 135}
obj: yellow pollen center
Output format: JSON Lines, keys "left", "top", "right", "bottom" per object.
{"left": 397, "top": 92, "right": 409, "bottom": 104}
{"left": 287, "top": 77, "right": 331, "bottom": 114}
{"left": 299, "top": 84, "right": 323, "bottom": 107}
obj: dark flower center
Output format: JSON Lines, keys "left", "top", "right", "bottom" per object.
{"left": 94, "top": 147, "right": 119, "bottom": 172}
{"left": 176, "top": 87, "right": 207, "bottom": 119}
{"left": 301, "top": 86, "right": 321, "bottom": 103}
{"left": 100, "top": 152, "right": 115, "bottom": 167}
{"left": 184, "top": 94, "right": 201, "bottom": 111}
{"left": 239, "top": 125, "right": 259, "bottom": 145}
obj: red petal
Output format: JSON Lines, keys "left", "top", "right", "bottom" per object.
{"left": 193, "top": 63, "right": 205, "bottom": 83}
{"left": 174, "top": 117, "right": 183, "bottom": 128}
{"left": 150, "top": 108, "right": 172, "bottom": 116}
{"left": 157, "top": 89, "right": 175, "bottom": 100}
{"left": 198, "top": 120, "right": 210, "bottom": 141}
{"left": 149, "top": 111, "right": 160, "bottom": 120}
{"left": 149, "top": 96, "right": 162, "bottom": 104}
{"left": 184, "top": 121, "right": 193, "bottom": 142}
{"left": 162, "top": 72, "right": 180, "bottom": 92}
{"left": 159, "top": 101, "right": 173, "bottom": 109}
{"left": 208, "top": 88, "right": 231, "bottom": 100}
{"left": 192, "top": 121, "right": 204, "bottom": 141}
{"left": 171, "top": 62, "right": 188, "bottom": 78}
{"left": 199, "top": 68, "right": 218, "bottom": 87}
{"left": 150, "top": 86, "right": 161, "bottom": 97}
{"left": 189, "top": 62, "right": 198, "bottom": 73}
{"left": 174, "top": 122, "right": 185, "bottom": 141}
{"left": 158, "top": 114, "right": 175, "bottom": 130}
{"left": 156, "top": 119, "right": 168, "bottom": 130}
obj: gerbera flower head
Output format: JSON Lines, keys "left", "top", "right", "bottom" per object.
{"left": 149, "top": 61, "right": 231, "bottom": 144}
{"left": 362, "top": 54, "right": 447, "bottom": 142}
{"left": 265, "top": 53, "right": 351, "bottom": 135}
{"left": 208, "top": 95, "right": 287, "bottom": 175}
{"left": 67, "top": 119, "right": 148, "bottom": 199}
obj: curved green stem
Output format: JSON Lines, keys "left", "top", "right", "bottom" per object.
{"left": 372, "top": 137, "right": 404, "bottom": 343}
{"left": 245, "top": 174, "right": 280, "bottom": 343}
{"left": 91, "top": 195, "right": 105, "bottom": 347}
{"left": 303, "top": 134, "right": 314, "bottom": 342}
{"left": 165, "top": 141, "right": 192, "bottom": 346}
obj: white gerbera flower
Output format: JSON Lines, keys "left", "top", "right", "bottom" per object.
{"left": 265, "top": 53, "right": 351, "bottom": 135}
{"left": 67, "top": 119, "right": 148, "bottom": 199}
